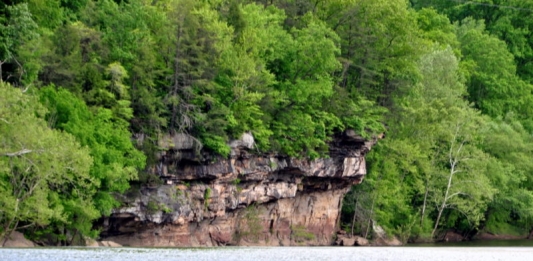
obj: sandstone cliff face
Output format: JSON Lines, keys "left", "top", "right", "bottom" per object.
{"left": 100, "top": 132, "right": 376, "bottom": 247}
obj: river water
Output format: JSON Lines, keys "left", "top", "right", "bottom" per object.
{"left": 2, "top": 246, "right": 533, "bottom": 261}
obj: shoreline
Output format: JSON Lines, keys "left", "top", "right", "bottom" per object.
{"left": 3, "top": 229, "right": 532, "bottom": 248}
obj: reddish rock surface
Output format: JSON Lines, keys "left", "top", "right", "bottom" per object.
{"left": 0, "top": 231, "right": 35, "bottom": 248}
{"left": 101, "top": 132, "right": 378, "bottom": 247}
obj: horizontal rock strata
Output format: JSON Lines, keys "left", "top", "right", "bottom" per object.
{"left": 100, "top": 131, "right": 377, "bottom": 246}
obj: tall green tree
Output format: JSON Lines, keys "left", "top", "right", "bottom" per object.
{"left": 39, "top": 86, "right": 146, "bottom": 216}
{"left": 481, "top": 115, "right": 533, "bottom": 235}
{"left": 0, "top": 82, "right": 94, "bottom": 245}
{"left": 413, "top": 0, "right": 533, "bottom": 82}
{"left": 356, "top": 48, "right": 498, "bottom": 240}
{"left": 323, "top": 0, "right": 421, "bottom": 107}
{"left": 456, "top": 18, "right": 532, "bottom": 118}
{"left": 0, "top": 3, "right": 39, "bottom": 84}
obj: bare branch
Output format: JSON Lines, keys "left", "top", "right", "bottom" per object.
{"left": 12, "top": 57, "right": 25, "bottom": 84}
{"left": 446, "top": 191, "right": 470, "bottom": 201}
{"left": 15, "top": 223, "right": 34, "bottom": 230}
{"left": 3, "top": 149, "right": 33, "bottom": 157}
{"left": 21, "top": 83, "right": 32, "bottom": 93}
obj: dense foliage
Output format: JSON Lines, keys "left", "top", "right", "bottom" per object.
{"left": 2, "top": 0, "right": 533, "bottom": 244}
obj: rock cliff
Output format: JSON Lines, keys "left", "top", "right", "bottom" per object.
{"left": 99, "top": 131, "right": 377, "bottom": 247}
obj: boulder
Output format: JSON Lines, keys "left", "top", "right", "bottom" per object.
{"left": 442, "top": 231, "right": 464, "bottom": 242}
{"left": 1, "top": 231, "right": 35, "bottom": 247}
{"left": 373, "top": 236, "right": 402, "bottom": 246}
{"left": 229, "top": 132, "right": 255, "bottom": 150}
{"left": 335, "top": 235, "right": 369, "bottom": 246}
{"left": 98, "top": 240, "right": 122, "bottom": 247}
{"left": 340, "top": 236, "right": 356, "bottom": 246}
{"left": 371, "top": 222, "right": 402, "bottom": 246}
{"left": 354, "top": 236, "right": 369, "bottom": 246}
{"left": 85, "top": 238, "right": 100, "bottom": 247}
{"left": 158, "top": 133, "right": 197, "bottom": 150}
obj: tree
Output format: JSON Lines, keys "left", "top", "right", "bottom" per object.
{"left": 481, "top": 115, "right": 533, "bottom": 236}
{"left": 411, "top": 49, "right": 498, "bottom": 237}
{"left": 266, "top": 15, "right": 344, "bottom": 157}
{"left": 0, "top": 82, "right": 94, "bottom": 245}
{"left": 39, "top": 21, "right": 106, "bottom": 95}
{"left": 416, "top": 8, "right": 459, "bottom": 50}
{"left": 357, "top": 48, "right": 498, "bottom": 240}
{"left": 0, "top": 3, "right": 39, "bottom": 84}
{"left": 413, "top": 0, "right": 533, "bottom": 82}
{"left": 26, "top": 0, "right": 65, "bottom": 31}
{"left": 324, "top": 0, "right": 421, "bottom": 107}
{"left": 216, "top": 2, "right": 286, "bottom": 150}
{"left": 39, "top": 86, "right": 146, "bottom": 217}
{"left": 88, "top": 0, "right": 164, "bottom": 135}
{"left": 429, "top": 108, "right": 494, "bottom": 237}
{"left": 456, "top": 18, "right": 532, "bottom": 118}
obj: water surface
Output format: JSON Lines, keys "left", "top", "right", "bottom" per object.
{"left": 2, "top": 246, "right": 533, "bottom": 261}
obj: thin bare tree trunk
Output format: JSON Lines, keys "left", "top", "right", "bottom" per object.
{"left": 421, "top": 179, "right": 429, "bottom": 226}
{"left": 431, "top": 125, "right": 464, "bottom": 238}
{"left": 0, "top": 61, "right": 4, "bottom": 81}
{"left": 1, "top": 199, "right": 19, "bottom": 247}
{"left": 364, "top": 195, "right": 376, "bottom": 239}
{"left": 351, "top": 198, "right": 358, "bottom": 236}
{"left": 170, "top": 24, "right": 182, "bottom": 131}
{"left": 431, "top": 171, "right": 452, "bottom": 238}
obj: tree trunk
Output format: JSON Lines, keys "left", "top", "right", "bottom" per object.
{"left": 431, "top": 168, "right": 455, "bottom": 238}
{"left": 170, "top": 24, "right": 182, "bottom": 131}
{"left": 432, "top": 124, "right": 465, "bottom": 238}
{"left": 364, "top": 194, "right": 376, "bottom": 239}
{"left": 351, "top": 198, "right": 358, "bottom": 236}
{"left": 1, "top": 199, "right": 20, "bottom": 247}
{"left": 421, "top": 178, "right": 429, "bottom": 226}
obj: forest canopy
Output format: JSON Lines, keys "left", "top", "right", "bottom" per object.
{"left": 2, "top": 0, "right": 533, "bottom": 244}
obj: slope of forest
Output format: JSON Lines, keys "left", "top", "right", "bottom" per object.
{"left": 2, "top": 0, "right": 533, "bottom": 245}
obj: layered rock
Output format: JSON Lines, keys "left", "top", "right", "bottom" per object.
{"left": 100, "top": 132, "right": 377, "bottom": 247}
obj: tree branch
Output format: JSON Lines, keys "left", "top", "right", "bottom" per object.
{"left": 21, "top": 83, "right": 32, "bottom": 93}
{"left": 3, "top": 149, "right": 33, "bottom": 157}
{"left": 445, "top": 191, "right": 470, "bottom": 201}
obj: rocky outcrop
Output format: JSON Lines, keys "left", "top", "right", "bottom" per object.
{"left": 371, "top": 223, "right": 403, "bottom": 246}
{"left": 1, "top": 231, "right": 35, "bottom": 247}
{"left": 335, "top": 234, "right": 370, "bottom": 246}
{"left": 85, "top": 239, "right": 123, "bottom": 247}
{"left": 100, "top": 131, "right": 378, "bottom": 247}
